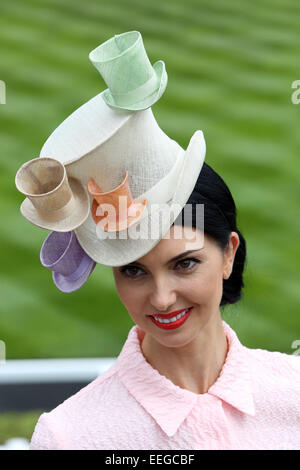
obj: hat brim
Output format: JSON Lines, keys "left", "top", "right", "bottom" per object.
{"left": 74, "top": 130, "right": 206, "bottom": 266}
{"left": 53, "top": 258, "right": 96, "bottom": 293}
{"left": 20, "top": 178, "right": 90, "bottom": 232}
{"left": 102, "top": 60, "right": 168, "bottom": 111}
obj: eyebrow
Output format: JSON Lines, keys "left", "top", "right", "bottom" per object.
{"left": 125, "top": 249, "right": 204, "bottom": 268}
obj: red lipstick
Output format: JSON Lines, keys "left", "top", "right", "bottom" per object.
{"left": 151, "top": 307, "right": 192, "bottom": 320}
{"left": 149, "top": 307, "right": 193, "bottom": 330}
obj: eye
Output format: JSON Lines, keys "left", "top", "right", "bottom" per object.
{"left": 119, "top": 265, "right": 145, "bottom": 278}
{"left": 175, "top": 257, "right": 200, "bottom": 272}
{"left": 119, "top": 257, "right": 201, "bottom": 279}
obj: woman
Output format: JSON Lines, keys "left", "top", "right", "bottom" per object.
{"left": 15, "top": 30, "right": 299, "bottom": 450}
{"left": 29, "top": 162, "right": 300, "bottom": 450}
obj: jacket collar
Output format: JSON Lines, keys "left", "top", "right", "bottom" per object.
{"left": 116, "top": 320, "right": 256, "bottom": 437}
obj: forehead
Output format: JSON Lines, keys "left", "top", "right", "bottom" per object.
{"left": 130, "top": 227, "right": 209, "bottom": 265}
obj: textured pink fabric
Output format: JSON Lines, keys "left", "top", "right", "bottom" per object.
{"left": 29, "top": 320, "right": 300, "bottom": 450}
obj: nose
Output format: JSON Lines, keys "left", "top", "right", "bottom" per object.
{"left": 149, "top": 276, "right": 177, "bottom": 313}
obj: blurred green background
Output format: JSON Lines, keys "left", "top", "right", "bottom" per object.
{"left": 0, "top": 0, "right": 300, "bottom": 444}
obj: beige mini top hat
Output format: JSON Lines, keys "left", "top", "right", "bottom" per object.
{"left": 16, "top": 30, "right": 206, "bottom": 267}
{"left": 15, "top": 157, "right": 89, "bottom": 231}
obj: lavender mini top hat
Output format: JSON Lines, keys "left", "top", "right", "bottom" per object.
{"left": 40, "top": 231, "right": 96, "bottom": 292}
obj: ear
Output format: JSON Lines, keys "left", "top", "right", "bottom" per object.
{"left": 223, "top": 232, "right": 240, "bottom": 279}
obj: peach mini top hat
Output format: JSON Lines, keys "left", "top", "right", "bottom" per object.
{"left": 15, "top": 157, "right": 90, "bottom": 231}
{"left": 88, "top": 171, "right": 147, "bottom": 232}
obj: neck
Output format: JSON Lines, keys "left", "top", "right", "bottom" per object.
{"left": 140, "top": 313, "right": 228, "bottom": 395}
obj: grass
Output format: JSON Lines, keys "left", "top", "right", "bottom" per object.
{"left": 0, "top": 0, "right": 299, "bottom": 359}
{"left": 0, "top": 410, "right": 45, "bottom": 445}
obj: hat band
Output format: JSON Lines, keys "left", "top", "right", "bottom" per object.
{"left": 110, "top": 72, "right": 157, "bottom": 106}
{"left": 61, "top": 253, "right": 94, "bottom": 282}
{"left": 35, "top": 194, "right": 76, "bottom": 222}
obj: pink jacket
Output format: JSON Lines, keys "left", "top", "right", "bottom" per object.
{"left": 29, "top": 320, "right": 300, "bottom": 450}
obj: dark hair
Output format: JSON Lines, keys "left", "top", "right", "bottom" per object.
{"left": 172, "top": 162, "right": 247, "bottom": 308}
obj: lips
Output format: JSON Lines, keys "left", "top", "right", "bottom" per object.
{"left": 150, "top": 307, "right": 192, "bottom": 320}
{"left": 150, "top": 307, "right": 193, "bottom": 330}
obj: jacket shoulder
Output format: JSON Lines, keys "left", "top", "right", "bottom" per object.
{"left": 244, "top": 346, "right": 300, "bottom": 415}
{"left": 29, "top": 362, "right": 119, "bottom": 450}
{"left": 245, "top": 346, "right": 300, "bottom": 377}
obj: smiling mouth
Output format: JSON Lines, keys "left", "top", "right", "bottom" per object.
{"left": 149, "top": 307, "right": 193, "bottom": 329}
{"left": 150, "top": 307, "right": 192, "bottom": 324}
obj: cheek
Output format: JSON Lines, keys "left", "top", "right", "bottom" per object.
{"left": 113, "top": 275, "right": 127, "bottom": 301}
{"left": 114, "top": 277, "right": 144, "bottom": 312}
{"left": 201, "top": 265, "right": 224, "bottom": 303}
{"left": 115, "top": 280, "right": 129, "bottom": 304}
{"left": 180, "top": 267, "right": 223, "bottom": 304}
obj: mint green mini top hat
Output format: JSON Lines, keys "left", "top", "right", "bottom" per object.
{"left": 89, "top": 30, "right": 168, "bottom": 111}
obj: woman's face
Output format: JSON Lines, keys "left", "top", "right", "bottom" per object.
{"left": 112, "top": 226, "right": 239, "bottom": 348}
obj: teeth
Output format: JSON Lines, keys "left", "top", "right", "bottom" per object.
{"left": 153, "top": 308, "right": 190, "bottom": 324}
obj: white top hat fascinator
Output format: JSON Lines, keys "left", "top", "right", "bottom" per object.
{"left": 15, "top": 30, "right": 206, "bottom": 273}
